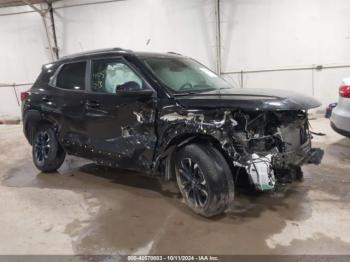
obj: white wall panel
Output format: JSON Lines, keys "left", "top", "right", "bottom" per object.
{"left": 1, "top": 0, "right": 350, "bottom": 118}
{"left": 220, "top": 0, "right": 350, "bottom": 70}
{"left": 0, "top": 5, "right": 51, "bottom": 117}
{"left": 54, "top": 0, "right": 217, "bottom": 70}
{"left": 1, "top": 0, "right": 217, "bottom": 118}
{"left": 220, "top": 0, "right": 350, "bottom": 108}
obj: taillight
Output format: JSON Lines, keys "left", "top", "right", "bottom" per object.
{"left": 20, "top": 91, "right": 29, "bottom": 102}
{"left": 339, "top": 85, "right": 350, "bottom": 98}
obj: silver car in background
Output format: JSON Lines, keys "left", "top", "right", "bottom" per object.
{"left": 331, "top": 78, "right": 350, "bottom": 137}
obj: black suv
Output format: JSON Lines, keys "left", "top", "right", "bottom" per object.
{"left": 22, "top": 48, "right": 323, "bottom": 217}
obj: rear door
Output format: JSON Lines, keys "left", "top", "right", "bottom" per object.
{"left": 50, "top": 60, "right": 89, "bottom": 156}
{"left": 84, "top": 57, "right": 157, "bottom": 171}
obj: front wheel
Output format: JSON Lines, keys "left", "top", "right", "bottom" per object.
{"left": 174, "top": 143, "right": 234, "bottom": 217}
{"left": 32, "top": 124, "right": 66, "bottom": 173}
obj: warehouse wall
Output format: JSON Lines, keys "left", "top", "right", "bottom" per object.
{"left": 0, "top": 4, "right": 52, "bottom": 118}
{"left": 54, "top": 0, "right": 217, "bottom": 70}
{"left": 1, "top": 0, "right": 350, "bottom": 118}
{"left": 220, "top": 0, "right": 350, "bottom": 110}
{"left": 0, "top": 0, "right": 217, "bottom": 118}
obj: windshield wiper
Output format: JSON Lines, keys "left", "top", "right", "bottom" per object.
{"left": 173, "top": 91, "right": 200, "bottom": 96}
{"left": 173, "top": 87, "right": 232, "bottom": 96}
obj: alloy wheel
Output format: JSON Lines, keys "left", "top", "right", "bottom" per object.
{"left": 177, "top": 158, "right": 209, "bottom": 207}
{"left": 34, "top": 131, "right": 51, "bottom": 164}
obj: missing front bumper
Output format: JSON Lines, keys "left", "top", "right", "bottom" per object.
{"left": 245, "top": 146, "right": 324, "bottom": 191}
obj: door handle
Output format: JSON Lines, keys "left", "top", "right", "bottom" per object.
{"left": 85, "top": 100, "right": 100, "bottom": 108}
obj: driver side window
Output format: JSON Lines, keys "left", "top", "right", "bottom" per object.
{"left": 91, "top": 59, "right": 143, "bottom": 93}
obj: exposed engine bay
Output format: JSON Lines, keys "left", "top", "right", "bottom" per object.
{"left": 229, "top": 110, "right": 322, "bottom": 190}
{"left": 158, "top": 109, "right": 324, "bottom": 191}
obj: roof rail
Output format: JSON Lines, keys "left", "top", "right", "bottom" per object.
{"left": 60, "top": 47, "right": 132, "bottom": 60}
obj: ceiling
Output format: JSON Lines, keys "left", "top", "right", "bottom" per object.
{"left": 0, "top": 0, "right": 57, "bottom": 8}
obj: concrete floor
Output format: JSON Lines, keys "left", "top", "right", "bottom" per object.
{"left": 0, "top": 117, "right": 350, "bottom": 255}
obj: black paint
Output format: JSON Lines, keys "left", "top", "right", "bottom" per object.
{"left": 22, "top": 49, "right": 323, "bottom": 183}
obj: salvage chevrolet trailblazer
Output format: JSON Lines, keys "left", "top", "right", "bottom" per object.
{"left": 22, "top": 48, "right": 324, "bottom": 217}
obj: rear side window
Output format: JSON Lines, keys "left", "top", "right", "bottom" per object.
{"left": 56, "top": 62, "right": 86, "bottom": 90}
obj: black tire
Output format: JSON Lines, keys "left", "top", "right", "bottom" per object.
{"left": 32, "top": 124, "right": 66, "bottom": 173}
{"left": 174, "top": 143, "right": 234, "bottom": 217}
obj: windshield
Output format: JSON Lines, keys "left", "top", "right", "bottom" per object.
{"left": 142, "top": 56, "right": 233, "bottom": 93}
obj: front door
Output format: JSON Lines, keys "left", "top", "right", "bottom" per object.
{"left": 84, "top": 58, "right": 157, "bottom": 171}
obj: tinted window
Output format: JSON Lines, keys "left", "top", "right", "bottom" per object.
{"left": 57, "top": 62, "right": 86, "bottom": 90}
{"left": 91, "top": 60, "right": 143, "bottom": 93}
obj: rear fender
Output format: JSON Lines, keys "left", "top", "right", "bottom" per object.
{"left": 23, "top": 110, "right": 58, "bottom": 144}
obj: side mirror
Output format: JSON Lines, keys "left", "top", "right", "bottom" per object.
{"left": 116, "top": 81, "right": 141, "bottom": 92}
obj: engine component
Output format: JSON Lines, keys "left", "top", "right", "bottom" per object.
{"left": 246, "top": 153, "right": 275, "bottom": 191}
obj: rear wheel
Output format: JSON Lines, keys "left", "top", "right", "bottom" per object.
{"left": 32, "top": 124, "right": 65, "bottom": 172}
{"left": 174, "top": 143, "right": 234, "bottom": 217}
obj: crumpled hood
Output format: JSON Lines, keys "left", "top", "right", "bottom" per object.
{"left": 175, "top": 88, "right": 321, "bottom": 110}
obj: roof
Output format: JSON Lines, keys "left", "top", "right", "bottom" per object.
{"left": 58, "top": 48, "right": 183, "bottom": 63}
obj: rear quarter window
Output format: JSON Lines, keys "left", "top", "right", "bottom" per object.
{"left": 32, "top": 64, "right": 58, "bottom": 88}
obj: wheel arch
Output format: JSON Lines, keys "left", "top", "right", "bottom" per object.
{"left": 23, "top": 110, "right": 58, "bottom": 145}
{"left": 156, "top": 132, "right": 234, "bottom": 181}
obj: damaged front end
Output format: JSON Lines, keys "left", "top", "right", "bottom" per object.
{"left": 230, "top": 110, "right": 323, "bottom": 190}
{"left": 158, "top": 108, "right": 324, "bottom": 191}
